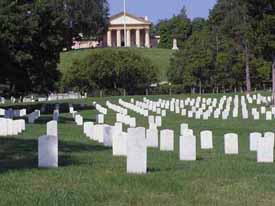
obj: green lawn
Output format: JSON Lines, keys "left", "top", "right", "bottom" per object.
{"left": 59, "top": 48, "right": 174, "bottom": 81}
{"left": 1, "top": 94, "right": 275, "bottom": 205}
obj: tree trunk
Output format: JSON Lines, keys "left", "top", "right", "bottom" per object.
{"left": 272, "top": 61, "right": 275, "bottom": 105}
{"left": 245, "top": 44, "right": 251, "bottom": 93}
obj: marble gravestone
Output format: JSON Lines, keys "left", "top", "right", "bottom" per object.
{"left": 200, "top": 130, "right": 213, "bottom": 149}
{"left": 146, "top": 128, "right": 158, "bottom": 148}
{"left": 160, "top": 129, "right": 174, "bottom": 151}
{"left": 112, "top": 132, "right": 127, "bottom": 156}
{"left": 224, "top": 133, "right": 239, "bottom": 154}
{"left": 75, "top": 114, "right": 83, "bottom": 126}
{"left": 83, "top": 122, "right": 94, "bottom": 136}
{"left": 53, "top": 110, "right": 59, "bottom": 121}
{"left": 129, "top": 117, "right": 136, "bottom": 128}
{"left": 155, "top": 116, "right": 162, "bottom": 127}
{"left": 97, "top": 114, "right": 104, "bottom": 124}
{"left": 264, "top": 132, "right": 275, "bottom": 148}
{"left": 172, "top": 38, "right": 179, "bottom": 50}
{"left": 95, "top": 124, "right": 104, "bottom": 143}
{"left": 127, "top": 127, "right": 147, "bottom": 174}
{"left": 179, "top": 134, "right": 196, "bottom": 161}
{"left": 180, "top": 123, "right": 189, "bottom": 136}
{"left": 103, "top": 125, "right": 113, "bottom": 147}
{"left": 257, "top": 136, "right": 274, "bottom": 163}
{"left": 266, "top": 111, "right": 272, "bottom": 120}
{"left": 249, "top": 132, "right": 261, "bottom": 151}
{"left": 38, "top": 135, "right": 58, "bottom": 168}
{"left": 47, "top": 120, "right": 58, "bottom": 137}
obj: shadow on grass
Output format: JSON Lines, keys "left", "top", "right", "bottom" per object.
{"left": 0, "top": 137, "right": 110, "bottom": 173}
{"left": 34, "top": 116, "right": 75, "bottom": 125}
{"left": 33, "top": 116, "right": 96, "bottom": 125}
{"left": 2, "top": 103, "right": 95, "bottom": 115}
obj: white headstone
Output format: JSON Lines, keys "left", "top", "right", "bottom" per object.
{"left": 97, "top": 114, "right": 104, "bottom": 124}
{"left": 200, "top": 130, "right": 213, "bottom": 149}
{"left": 38, "top": 135, "right": 58, "bottom": 168}
{"left": 160, "top": 129, "right": 174, "bottom": 151}
{"left": 146, "top": 128, "right": 158, "bottom": 148}
{"left": 257, "top": 137, "right": 274, "bottom": 163}
{"left": 47, "top": 120, "right": 58, "bottom": 137}
{"left": 224, "top": 133, "right": 238, "bottom": 154}
{"left": 127, "top": 127, "right": 147, "bottom": 174}
{"left": 113, "top": 132, "right": 127, "bottom": 156}
{"left": 103, "top": 125, "right": 113, "bottom": 147}
{"left": 249, "top": 132, "right": 261, "bottom": 151}
{"left": 179, "top": 134, "right": 196, "bottom": 161}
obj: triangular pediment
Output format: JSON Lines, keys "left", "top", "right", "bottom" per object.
{"left": 110, "top": 12, "right": 151, "bottom": 25}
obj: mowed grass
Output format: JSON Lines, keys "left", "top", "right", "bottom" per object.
{"left": 1, "top": 94, "right": 275, "bottom": 206}
{"left": 59, "top": 48, "right": 174, "bottom": 81}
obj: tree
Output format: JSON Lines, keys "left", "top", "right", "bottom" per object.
{"left": 63, "top": 49, "right": 158, "bottom": 94}
{"left": 209, "top": 0, "right": 254, "bottom": 93}
{"left": 155, "top": 6, "right": 192, "bottom": 49}
{"left": 0, "top": 0, "right": 109, "bottom": 96}
{"left": 62, "top": 0, "right": 109, "bottom": 41}
{"left": 168, "top": 24, "right": 214, "bottom": 93}
{"left": 245, "top": 0, "right": 275, "bottom": 103}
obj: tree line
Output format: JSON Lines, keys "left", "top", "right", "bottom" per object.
{"left": 155, "top": 0, "right": 275, "bottom": 94}
{"left": 0, "top": 0, "right": 109, "bottom": 96}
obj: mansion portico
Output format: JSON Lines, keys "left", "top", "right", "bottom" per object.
{"left": 104, "top": 12, "right": 151, "bottom": 48}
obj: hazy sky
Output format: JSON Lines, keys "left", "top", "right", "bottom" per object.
{"left": 108, "top": 0, "right": 217, "bottom": 23}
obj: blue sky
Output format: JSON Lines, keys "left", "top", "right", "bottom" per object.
{"left": 108, "top": 0, "right": 217, "bottom": 23}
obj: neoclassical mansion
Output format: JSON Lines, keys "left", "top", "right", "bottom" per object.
{"left": 104, "top": 12, "right": 151, "bottom": 48}
{"left": 72, "top": 12, "right": 159, "bottom": 49}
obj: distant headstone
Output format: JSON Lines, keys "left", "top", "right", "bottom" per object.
{"left": 249, "top": 132, "right": 261, "bottom": 151}
{"left": 146, "top": 128, "right": 158, "bottom": 148}
{"left": 200, "top": 130, "right": 213, "bottom": 149}
{"left": 113, "top": 132, "right": 127, "bottom": 156}
{"left": 224, "top": 133, "right": 238, "bottom": 154}
{"left": 160, "top": 129, "right": 174, "bottom": 151}
{"left": 172, "top": 38, "right": 179, "bottom": 50}
{"left": 103, "top": 125, "right": 113, "bottom": 147}
{"left": 97, "top": 114, "right": 104, "bottom": 124}
{"left": 47, "top": 120, "right": 58, "bottom": 137}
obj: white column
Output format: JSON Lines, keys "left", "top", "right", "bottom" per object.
{"left": 107, "top": 30, "right": 112, "bottom": 47}
{"left": 116, "top": 30, "right": 121, "bottom": 47}
{"left": 136, "top": 29, "right": 140, "bottom": 48}
{"left": 145, "top": 29, "right": 150, "bottom": 48}
{"left": 127, "top": 29, "right": 131, "bottom": 47}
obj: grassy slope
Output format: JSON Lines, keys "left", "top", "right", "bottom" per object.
{"left": 1, "top": 93, "right": 275, "bottom": 205}
{"left": 59, "top": 48, "right": 174, "bottom": 81}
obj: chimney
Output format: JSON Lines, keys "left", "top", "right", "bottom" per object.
{"left": 144, "top": 16, "right": 148, "bottom": 21}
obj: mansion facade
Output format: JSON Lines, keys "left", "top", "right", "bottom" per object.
{"left": 103, "top": 12, "right": 151, "bottom": 48}
{"left": 72, "top": 12, "right": 159, "bottom": 50}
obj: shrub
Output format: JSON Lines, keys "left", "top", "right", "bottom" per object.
{"left": 62, "top": 49, "right": 158, "bottom": 93}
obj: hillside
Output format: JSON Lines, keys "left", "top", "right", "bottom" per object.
{"left": 59, "top": 48, "right": 174, "bottom": 81}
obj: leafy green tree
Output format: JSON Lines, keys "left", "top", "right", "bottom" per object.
{"left": 209, "top": 0, "right": 255, "bottom": 93}
{"left": 63, "top": 49, "right": 158, "bottom": 94}
{"left": 168, "top": 25, "right": 214, "bottom": 93}
{"left": 245, "top": 0, "right": 275, "bottom": 102}
{"left": 62, "top": 0, "right": 109, "bottom": 40}
{"left": 0, "top": 0, "right": 109, "bottom": 96}
{"left": 156, "top": 6, "right": 191, "bottom": 49}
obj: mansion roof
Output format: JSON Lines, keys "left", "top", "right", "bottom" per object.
{"left": 109, "top": 12, "right": 151, "bottom": 26}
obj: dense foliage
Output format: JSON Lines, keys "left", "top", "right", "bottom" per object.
{"left": 154, "top": 7, "right": 192, "bottom": 49}
{"left": 166, "top": 0, "right": 275, "bottom": 93}
{"left": 62, "top": 49, "right": 158, "bottom": 94}
{"left": 0, "top": 0, "right": 109, "bottom": 96}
